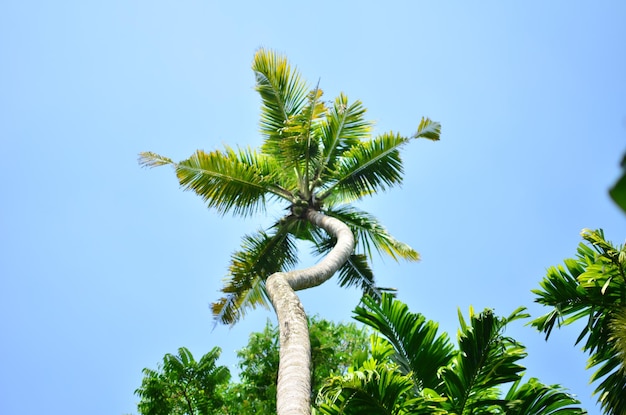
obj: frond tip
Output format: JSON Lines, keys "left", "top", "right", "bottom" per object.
{"left": 138, "top": 151, "right": 174, "bottom": 168}
{"left": 413, "top": 117, "right": 441, "bottom": 141}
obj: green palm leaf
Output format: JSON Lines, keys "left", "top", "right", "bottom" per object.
{"left": 354, "top": 294, "right": 455, "bottom": 392}
{"left": 317, "top": 94, "right": 372, "bottom": 176}
{"left": 337, "top": 254, "right": 396, "bottom": 301}
{"left": 140, "top": 148, "right": 294, "bottom": 217}
{"left": 441, "top": 307, "right": 527, "bottom": 414}
{"left": 320, "top": 132, "right": 407, "bottom": 202}
{"left": 176, "top": 147, "right": 288, "bottom": 217}
{"left": 531, "top": 229, "right": 626, "bottom": 415}
{"left": 412, "top": 117, "right": 441, "bottom": 141}
{"left": 269, "top": 87, "right": 326, "bottom": 181}
{"left": 138, "top": 151, "right": 174, "bottom": 168}
{"left": 327, "top": 206, "right": 419, "bottom": 261}
{"left": 609, "top": 306, "right": 626, "bottom": 369}
{"left": 307, "top": 226, "right": 394, "bottom": 301}
{"left": 318, "top": 358, "right": 417, "bottom": 415}
{"left": 253, "top": 48, "right": 309, "bottom": 142}
{"left": 531, "top": 256, "right": 590, "bottom": 340}
{"left": 503, "top": 377, "right": 585, "bottom": 415}
{"left": 318, "top": 119, "right": 439, "bottom": 203}
{"left": 212, "top": 226, "right": 298, "bottom": 324}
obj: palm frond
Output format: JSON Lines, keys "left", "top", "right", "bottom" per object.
{"left": 319, "top": 132, "right": 408, "bottom": 202}
{"left": 317, "top": 358, "right": 417, "bottom": 415}
{"left": 138, "top": 151, "right": 174, "bottom": 168}
{"left": 503, "top": 377, "right": 585, "bottom": 415}
{"left": 337, "top": 254, "right": 396, "bottom": 301}
{"left": 317, "top": 94, "right": 372, "bottom": 177}
{"left": 530, "top": 255, "right": 590, "bottom": 340}
{"left": 531, "top": 230, "right": 626, "bottom": 414}
{"left": 440, "top": 308, "right": 527, "bottom": 413}
{"left": 588, "top": 351, "right": 626, "bottom": 415}
{"left": 412, "top": 117, "right": 441, "bottom": 141}
{"left": 253, "top": 48, "right": 309, "bottom": 140}
{"left": 608, "top": 306, "right": 626, "bottom": 369}
{"left": 211, "top": 226, "right": 298, "bottom": 325}
{"left": 307, "top": 228, "right": 393, "bottom": 301}
{"left": 327, "top": 206, "right": 419, "bottom": 262}
{"left": 267, "top": 87, "right": 326, "bottom": 181}
{"left": 354, "top": 294, "right": 455, "bottom": 392}
{"left": 175, "top": 147, "right": 286, "bottom": 217}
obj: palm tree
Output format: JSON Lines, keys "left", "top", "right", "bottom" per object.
{"left": 139, "top": 49, "right": 440, "bottom": 415}
{"left": 531, "top": 228, "right": 626, "bottom": 415}
{"left": 317, "top": 294, "right": 586, "bottom": 415}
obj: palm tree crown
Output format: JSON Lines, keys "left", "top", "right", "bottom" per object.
{"left": 140, "top": 48, "right": 440, "bottom": 325}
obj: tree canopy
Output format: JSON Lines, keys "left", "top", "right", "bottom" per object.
{"left": 135, "top": 347, "right": 230, "bottom": 415}
{"left": 139, "top": 49, "right": 440, "bottom": 325}
{"left": 135, "top": 317, "right": 370, "bottom": 415}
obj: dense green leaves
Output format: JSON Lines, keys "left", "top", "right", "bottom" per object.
{"left": 318, "top": 358, "right": 418, "bottom": 415}
{"left": 135, "top": 300, "right": 587, "bottom": 415}
{"left": 135, "top": 347, "right": 230, "bottom": 415}
{"left": 222, "top": 317, "right": 371, "bottom": 415}
{"left": 317, "top": 295, "right": 585, "bottom": 415}
{"left": 354, "top": 294, "right": 454, "bottom": 391}
{"left": 440, "top": 307, "right": 528, "bottom": 413}
{"left": 531, "top": 228, "right": 626, "bottom": 415}
{"left": 504, "top": 378, "right": 586, "bottom": 415}
{"left": 140, "top": 49, "right": 439, "bottom": 325}
{"left": 136, "top": 319, "right": 370, "bottom": 415}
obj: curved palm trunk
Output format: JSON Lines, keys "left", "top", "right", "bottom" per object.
{"left": 265, "top": 209, "right": 355, "bottom": 415}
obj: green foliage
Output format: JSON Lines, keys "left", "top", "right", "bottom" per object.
{"left": 222, "top": 316, "right": 370, "bottom": 415}
{"left": 134, "top": 302, "right": 587, "bottom": 415}
{"left": 139, "top": 48, "right": 440, "bottom": 325}
{"left": 440, "top": 307, "right": 528, "bottom": 413}
{"left": 353, "top": 294, "right": 455, "bottom": 391}
{"left": 135, "top": 347, "right": 230, "bottom": 415}
{"left": 531, "top": 228, "right": 626, "bottom": 415}
{"left": 504, "top": 378, "right": 588, "bottom": 415}
{"left": 317, "top": 294, "right": 585, "bottom": 415}
{"left": 211, "top": 228, "right": 298, "bottom": 324}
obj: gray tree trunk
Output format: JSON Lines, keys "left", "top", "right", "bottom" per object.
{"left": 265, "top": 209, "right": 355, "bottom": 415}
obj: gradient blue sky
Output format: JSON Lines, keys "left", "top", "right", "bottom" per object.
{"left": 2, "top": 1, "right": 625, "bottom": 414}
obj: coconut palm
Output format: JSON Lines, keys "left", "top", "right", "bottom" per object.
{"left": 317, "top": 294, "right": 586, "bottom": 415}
{"left": 531, "top": 228, "right": 626, "bottom": 415}
{"left": 139, "top": 49, "right": 440, "bottom": 415}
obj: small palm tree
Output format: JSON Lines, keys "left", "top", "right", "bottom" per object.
{"left": 317, "top": 294, "right": 586, "bottom": 415}
{"left": 531, "top": 228, "right": 626, "bottom": 415}
{"left": 140, "top": 49, "right": 440, "bottom": 415}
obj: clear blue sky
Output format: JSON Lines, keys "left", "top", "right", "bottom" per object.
{"left": 1, "top": 1, "right": 625, "bottom": 414}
